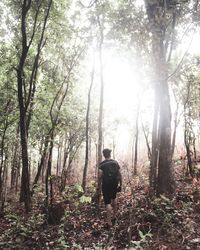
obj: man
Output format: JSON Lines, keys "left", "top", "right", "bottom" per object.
{"left": 98, "top": 148, "right": 122, "bottom": 228}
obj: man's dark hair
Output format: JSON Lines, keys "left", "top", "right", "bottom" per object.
{"left": 103, "top": 148, "right": 111, "bottom": 158}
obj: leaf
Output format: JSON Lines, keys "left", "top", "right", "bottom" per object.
{"left": 74, "top": 184, "right": 84, "bottom": 193}
{"left": 191, "top": 238, "right": 200, "bottom": 243}
{"left": 138, "top": 230, "right": 144, "bottom": 239}
{"left": 79, "top": 195, "right": 91, "bottom": 204}
{"left": 160, "top": 195, "right": 170, "bottom": 203}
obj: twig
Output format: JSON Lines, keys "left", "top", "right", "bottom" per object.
{"left": 167, "top": 29, "right": 195, "bottom": 80}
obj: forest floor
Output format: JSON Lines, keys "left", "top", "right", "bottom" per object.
{"left": 1, "top": 170, "right": 200, "bottom": 249}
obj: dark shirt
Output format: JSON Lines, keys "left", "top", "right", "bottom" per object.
{"left": 99, "top": 159, "right": 120, "bottom": 186}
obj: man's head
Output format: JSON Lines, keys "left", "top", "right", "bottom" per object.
{"left": 103, "top": 148, "right": 111, "bottom": 159}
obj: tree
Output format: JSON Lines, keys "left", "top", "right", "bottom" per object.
{"left": 16, "top": 0, "right": 52, "bottom": 212}
{"left": 144, "top": 0, "right": 176, "bottom": 195}
{"left": 82, "top": 54, "right": 95, "bottom": 192}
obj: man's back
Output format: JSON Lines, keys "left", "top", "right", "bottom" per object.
{"left": 99, "top": 159, "right": 120, "bottom": 186}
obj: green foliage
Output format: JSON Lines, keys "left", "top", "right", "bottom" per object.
{"left": 74, "top": 184, "right": 84, "bottom": 193}
{"left": 5, "top": 213, "right": 32, "bottom": 238}
{"left": 130, "top": 230, "right": 152, "bottom": 250}
{"left": 79, "top": 195, "right": 91, "bottom": 204}
{"left": 194, "top": 164, "right": 200, "bottom": 177}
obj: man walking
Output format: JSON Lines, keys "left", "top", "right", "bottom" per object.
{"left": 98, "top": 148, "right": 122, "bottom": 228}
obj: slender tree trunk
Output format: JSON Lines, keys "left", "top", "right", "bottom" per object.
{"left": 60, "top": 152, "right": 69, "bottom": 192}
{"left": 0, "top": 148, "right": 8, "bottom": 214}
{"left": 171, "top": 103, "right": 179, "bottom": 157}
{"left": 45, "top": 132, "right": 54, "bottom": 207}
{"left": 141, "top": 122, "right": 151, "bottom": 160}
{"left": 96, "top": 14, "right": 104, "bottom": 202}
{"left": 56, "top": 136, "right": 62, "bottom": 177}
{"left": 184, "top": 112, "right": 193, "bottom": 177}
{"left": 97, "top": 48, "right": 104, "bottom": 167}
{"left": 82, "top": 57, "right": 95, "bottom": 192}
{"left": 32, "top": 134, "right": 50, "bottom": 194}
{"left": 66, "top": 141, "right": 83, "bottom": 180}
{"left": 26, "top": 0, "right": 52, "bottom": 133}
{"left": 10, "top": 134, "right": 20, "bottom": 190}
{"left": 0, "top": 122, "right": 8, "bottom": 196}
{"left": 133, "top": 104, "right": 140, "bottom": 176}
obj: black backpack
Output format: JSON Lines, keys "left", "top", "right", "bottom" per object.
{"left": 101, "top": 160, "right": 119, "bottom": 185}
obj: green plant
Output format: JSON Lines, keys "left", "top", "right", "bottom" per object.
{"left": 5, "top": 213, "right": 32, "bottom": 238}
{"left": 130, "top": 230, "right": 152, "bottom": 250}
{"left": 79, "top": 195, "right": 91, "bottom": 204}
{"left": 74, "top": 184, "right": 84, "bottom": 193}
{"left": 57, "top": 237, "right": 69, "bottom": 249}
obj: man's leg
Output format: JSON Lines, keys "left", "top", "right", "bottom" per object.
{"left": 105, "top": 204, "right": 112, "bottom": 226}
{"left": 111, "top": 198, "right": 117, "bottom": 218}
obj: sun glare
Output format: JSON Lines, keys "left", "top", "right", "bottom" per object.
{"left": 102, "top": 51, "right": 154, "bottom": 156}
{"left": 104, "top": 54, "right": 140, "bottom": 116}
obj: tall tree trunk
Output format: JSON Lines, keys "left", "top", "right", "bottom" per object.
{"left": 17, "top": 68, "right": 31, "bottom": 212}
{"left": 145, "top": 0, "right": 174, "bottom": 195}
{"left": 17, "top": 1, "right": 31, "bottom": 210}
{"left": 82, "top": 57, "right": 95, "bottom": 192}
{"left": 26, "top": 0, "right": 52, "bottom": 133}
{"left": 157, "top": 78, "right": 173, "bottom": 195}
{"left": 96, "top": 13, "right": 104, "bottom": 201}
{"left": 16, "top": 1, "right": 52, "bottom": 209}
